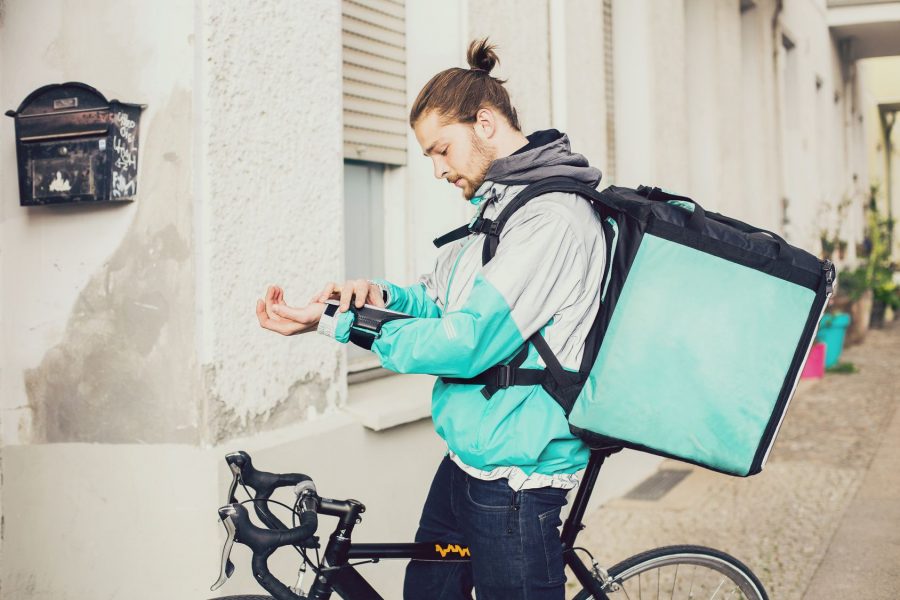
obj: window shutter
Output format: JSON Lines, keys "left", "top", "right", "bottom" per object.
{"left": 342, "top": 0, "right": 407, "bottom": 166}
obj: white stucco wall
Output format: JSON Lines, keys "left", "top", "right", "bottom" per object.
{"left": 198, "top": 0, "right": 346, "bottom": 443}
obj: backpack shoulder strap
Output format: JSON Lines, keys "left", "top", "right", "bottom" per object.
{"left": 481, "top": 176, "right": 610, "bottom": 265}
{"left": 439, "top": 177, "right": 606, "bottom": 413}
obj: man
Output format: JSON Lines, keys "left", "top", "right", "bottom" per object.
{"left": 257, "top": 38, "right": 606, "bottom": 599}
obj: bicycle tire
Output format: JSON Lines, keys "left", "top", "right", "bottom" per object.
{"left": 572, "top": 545, "right": 769, "bottom": 600}
{"left": 208, "top": 596, "right": 273, "bottom": 599}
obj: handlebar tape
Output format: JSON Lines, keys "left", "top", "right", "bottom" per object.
{"left": 227, "top": 451, "right": 313, "bottom": 531}
{"left": 227, "top": 503, "right": 318, "bottom": 600}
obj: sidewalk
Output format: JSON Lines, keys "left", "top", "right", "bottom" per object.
{"left": 575, "top": 319, "right": 900, "bottom": 600}
{"left": 802, "top": 382, "right": 900, "bottom": 599}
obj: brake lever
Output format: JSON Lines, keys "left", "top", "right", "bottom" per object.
{"left": 226, "top": 459, "right": 241, "bottom": 505}
{"left": 210, "top": 506, "right": 238, "bottom": 591}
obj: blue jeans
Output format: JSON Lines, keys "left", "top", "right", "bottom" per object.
{"left": 403, "top": 456, "right": 569, "bottom": 600}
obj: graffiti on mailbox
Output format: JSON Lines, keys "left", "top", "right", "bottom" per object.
{"left": 112, "top": 111, "right": 138, "bottom": 198}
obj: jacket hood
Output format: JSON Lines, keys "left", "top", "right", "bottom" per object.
{"left": 477, "top": 129, "right": 603, "bottom": 193}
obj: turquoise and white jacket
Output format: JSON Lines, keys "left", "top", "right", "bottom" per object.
{"left": 318, "top": 130, "right": 606, "bottom": 488}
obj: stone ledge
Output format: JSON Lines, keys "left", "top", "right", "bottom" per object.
{"left": 345, "top": 372, "right": 435, "bottom": 431}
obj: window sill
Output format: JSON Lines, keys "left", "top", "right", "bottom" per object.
{"left": 344, "top": 372, "right": 435, "bottom": 432}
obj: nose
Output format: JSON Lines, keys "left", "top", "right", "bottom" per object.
{"left": 432, "top": 158, "right": 449, "bottom": 180}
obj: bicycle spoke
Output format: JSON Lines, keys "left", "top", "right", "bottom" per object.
{"left": 709, "top": 578, "right": 726, "bottom": 599}
{"left": 671, "top": 564, "right": 679, "bottom": 600}
{"left": 587, "top": 547, "right": 766, "bottom": 600}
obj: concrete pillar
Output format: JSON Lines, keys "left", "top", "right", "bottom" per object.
{"left": 612, "top": 0, "right": 689, "bottom": 191}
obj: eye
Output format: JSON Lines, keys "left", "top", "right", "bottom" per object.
{"left": 439, "top": 147, "right": 448, "bottom": 156}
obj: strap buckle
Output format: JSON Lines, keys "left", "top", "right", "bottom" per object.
{"left": 496, "top": 364, "right": 514, "bottom": 388}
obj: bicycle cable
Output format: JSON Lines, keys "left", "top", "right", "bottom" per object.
{"left": 237, "top": 481, "right": 322, "bottom": 576}
{"left": 292, "top": 492, "right": 323, "bottom": 574}
{"left": 573, "top": 546, "right": 597, "bottom": 562}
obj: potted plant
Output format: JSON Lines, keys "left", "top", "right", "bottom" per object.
{"left": 871, "top": 273, "right": 899, "bottom": 328}
{"left": 817, "top": 195, "right": 853, "bottom": 263}
{"left": 860, "top": 184, "right": 896, "bottom": 329}
{"left": 836, "top": 265, "right": 873, "bottom": 345}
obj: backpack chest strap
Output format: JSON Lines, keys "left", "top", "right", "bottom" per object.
{"left": 433, "top": 216, "right": 500, "bottom": 248}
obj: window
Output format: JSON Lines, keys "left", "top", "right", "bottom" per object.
{"left": 344, "top": 160, "right": 387, "bottom": 376}
{"left": 341, "top": 0, "right": 407, "bottom": 379}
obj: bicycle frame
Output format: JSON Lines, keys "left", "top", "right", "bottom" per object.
{"left": 306, "top": 448, "right": 617, "bottom": 599}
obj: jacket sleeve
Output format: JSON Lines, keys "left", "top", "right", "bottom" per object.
{"left": 366, "top": 237, "right": 462, "bottom": 319}
{"left": 319, "top": 203, "right": 589, "bottom": 377}
{"left": 373, "top": 280, "right": 442, "bottom": 319}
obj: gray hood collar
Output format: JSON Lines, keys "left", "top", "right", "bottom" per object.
{"left": 474, "top": 129, "right": 602, "bottom": 198}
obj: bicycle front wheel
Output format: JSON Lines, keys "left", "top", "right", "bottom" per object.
{"left": 573, "top": 545, "right": 768, "bottom": 600}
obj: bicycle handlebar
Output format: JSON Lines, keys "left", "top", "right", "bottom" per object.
{"left": 219, "top": 502, "right": 319, "bottom": 600}
{"left": 212, "top": 451, "right": 323, "bottom": 600}
{"left": 226, "top": 450, "right": 315, "bottom": 531}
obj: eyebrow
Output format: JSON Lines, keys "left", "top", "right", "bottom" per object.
{"left": 423, "top": 141, "right": 441, "bottom": 157}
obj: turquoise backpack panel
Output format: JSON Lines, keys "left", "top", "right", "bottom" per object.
{"left": 568, "top": 234, "right": 817, "bottom": 475}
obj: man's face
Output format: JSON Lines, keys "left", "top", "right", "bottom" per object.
{"left": 414, "top": 111, "right": 496, "bottom": 200}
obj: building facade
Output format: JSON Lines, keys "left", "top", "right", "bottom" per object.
{"left": 1, "top": 0, "right": 897, "bottom": 597}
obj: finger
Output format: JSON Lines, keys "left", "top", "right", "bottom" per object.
{"left": 256, "top": 299, "right": 269, "bottom": 327}
{"left": 367, "top": 284, "right": 385, "bottom": 308}
{"left": 265, "top": 286, "right": 283, "bottom": 321}
{"left": 259, "top": 301, "right": 307, "bottom": 335}
{"left": 354, "top": 280, "right": 368, "bottom": 308}
{"left": 316, "top": 282, "right": 337, "bottom": 303}
{"left": 339, "top": 283, "right": 354, "bottom": 312}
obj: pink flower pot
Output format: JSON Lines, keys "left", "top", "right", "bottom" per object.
{"left": 801, "top": 342, "right": 826, "bottom": 379}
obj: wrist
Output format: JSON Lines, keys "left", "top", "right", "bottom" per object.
{"left": 368, "top": 279, "right": 390, "bottom": 306}
{"left": 316, "top": 301, "right": 355, "bottom": 343}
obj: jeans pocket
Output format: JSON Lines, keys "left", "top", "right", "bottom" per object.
{"left": 465, "top": 476, "right": 516, "bottom": 511}
{"left": 538, "top": 506, "right": 565, "bottom": 585}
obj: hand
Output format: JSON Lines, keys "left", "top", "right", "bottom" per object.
{"left": 311, "top": 279, "right": 385, "bottom": 313}
{"left": 256, "top": 285, "right": 325, "bottom": 336}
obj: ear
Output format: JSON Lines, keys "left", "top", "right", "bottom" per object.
{"left": 473, "top": 107, "right": 497, "bottom": 141}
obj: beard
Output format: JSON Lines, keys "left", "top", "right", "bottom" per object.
{"left": 458, "top": 131, "right": 495, "bottom": 200}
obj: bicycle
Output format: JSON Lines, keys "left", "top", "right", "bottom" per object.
{"left": 209, "top": 446, "right": 769, "bottom": 600}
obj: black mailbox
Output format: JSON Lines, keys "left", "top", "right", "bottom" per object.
{"left": 5, "top": 82, "right": 145, "bottom": 206}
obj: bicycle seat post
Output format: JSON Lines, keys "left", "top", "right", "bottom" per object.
{"left": 560, "top": 446, "right": 621, "bottom": 549}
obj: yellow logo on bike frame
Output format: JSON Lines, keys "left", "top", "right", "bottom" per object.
{"left": 435, "top": 543, "right": 470, "bottom": 558}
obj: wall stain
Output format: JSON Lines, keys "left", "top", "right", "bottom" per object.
{"left": 203, "top": 363, "right": 338, "bottom": 444}
{"left": 23, "top": 91, "right": 201, "bottom": 444}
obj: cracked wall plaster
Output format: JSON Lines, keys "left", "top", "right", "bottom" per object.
{"left": 24, "top": 91, "right": 200, "bottom": 444}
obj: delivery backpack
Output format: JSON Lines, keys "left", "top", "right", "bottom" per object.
{"left": 435, "top": 176, "right": 835, "bottom": 477}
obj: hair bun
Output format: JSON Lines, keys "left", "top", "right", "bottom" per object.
{"left": 466, "top": 38, "right": 499, "bottom": 74}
